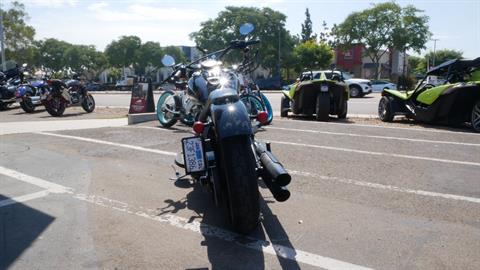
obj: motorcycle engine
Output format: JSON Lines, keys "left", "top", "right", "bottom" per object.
{"left": 70, "top": 91, "right": 79, "bottom": 103}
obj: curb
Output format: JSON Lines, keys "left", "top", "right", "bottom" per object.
{"left": 347, "top": 114, "right": 378, "bottom": 119}
{"left": 128, "top": 113, "right": 157, "bottom": 125}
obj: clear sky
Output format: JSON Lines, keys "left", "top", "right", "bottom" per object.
{"left": 8, "top": 0, "right": 480, "bottom": 58}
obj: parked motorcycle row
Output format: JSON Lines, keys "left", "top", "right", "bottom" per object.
{"left": 157, "top": 23, "right": 290, "bottom": 234}
{"left": 0, "top": 64, "right": 96, "bottom": 116}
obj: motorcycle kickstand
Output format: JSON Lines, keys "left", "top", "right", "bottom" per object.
{"left": 169, "top": 165, "right": 189, "bottom": 181}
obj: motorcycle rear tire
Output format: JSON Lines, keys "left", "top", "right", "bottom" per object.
{"left": 45, "top": 96, "right": 66, "bottom": 117}
{"left": 221, "top": 135, "right": 260, "bottom": 234}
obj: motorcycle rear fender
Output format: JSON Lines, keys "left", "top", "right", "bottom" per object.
{"left": 209, "top": 88, "right": 253, "bottom": 140}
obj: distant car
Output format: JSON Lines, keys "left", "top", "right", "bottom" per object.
{"left": 303, "top": 70, "right": 372, "bottom": 98}
{"left": 115, "top": 76, "right": 135, "bottom": 90}
{"left": 85, "top": 82, "right": 104, "bottom": 91}
{"left": 371, "top": 80, "right": 397, "bottom": 92}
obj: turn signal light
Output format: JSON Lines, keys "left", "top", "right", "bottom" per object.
{"left": 257, "top": 111, "right": 268, "bottom": 124}
{"left": 193, "top": 121, "right": 205, "bottom": 134}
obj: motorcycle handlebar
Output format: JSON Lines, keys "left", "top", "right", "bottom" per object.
{"left": 229, "top": 39, "right": 260, "bottom": 49}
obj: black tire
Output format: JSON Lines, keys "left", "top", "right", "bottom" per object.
{"left": 378, "top": 96, "right": 394, "bottom": 122}
{"left": 280, "top": 95, "right": 289, "bottom": 117}
{"left": 349, "top": 85, "right": 362, "bottom": 98}
{"left": 0, "top": 102, "right": 9, "bottom": 111}
{"left": 221, "top": 136, "right": 260, "bottom": 234}
{"left": 315, "top": 93, "right": 330, "bottom": 121}
{"left": 20, "top": 93, "right": 36, "bottom": 113}
{"left": 471, "top": 100, "right": 480, "bottom": 132}
{"left": 45, "top": 95, "right": 66, "bottom": 117}
{"left": 81, "top": 93, "right": 95, "bottom": 113}
{"left": 337, "top": 100, "right": 348, "bottom": 119}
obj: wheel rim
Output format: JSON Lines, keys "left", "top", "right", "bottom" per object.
{"left": 157, "top": 93, "right": 176, "bottom": 124}
{"left": 86, "top": 95, "right": 94, "bottom": 110}
{"left": 24, "top": 93, "right": 34, "bottom": 108}
{"left": 351, "top": 87, "right": 359, "bottom": 97}
{"left": 378, "top": 99, "right": 387, "bottom": 119}
{"left": 241, "top": 95, "right": 264, "bottom": 116}
{"left": 472, "top": 102, "right": 480, "bottom": 130}
{"left": 259, "top": 92, "right": 273, "bottom": 122}
{"left": 51, "top": 96, "right": 62, "bottom": 111}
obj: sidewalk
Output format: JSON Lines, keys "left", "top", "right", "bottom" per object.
{"left": 0, "top": 118, "right": 128, "bottom": 135}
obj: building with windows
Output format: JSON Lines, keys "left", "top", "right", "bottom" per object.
{"left": 335, "top": 44, "right": 408, "bottom": 79}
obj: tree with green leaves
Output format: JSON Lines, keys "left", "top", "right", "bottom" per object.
{"left": 38, "top": 38, "right": 70, "bottom": 71}
{"left": 64, "top": 44, "right": 107, "bottom": 78}
{"left": 162, "top": 46, "right": 186, "bottom": 65}
{"left": 293, "top": 40, "right": 333, "bottom": 71}
{"left": 334, "top": 1, "right": 431, "bottom": 79}
{"left": 421, "top": 49, "right": 463, "bottom": 72}
{"left": 301, "top": 8, "right": 317, "bottom": 42}
{"left": 105, "top": 35, "right": 142, "bottom": 68}
{"left": 135, "top": 41, "right": 163, "bottom": 75}
{"left": 408, "top": 55, "right": 423, "bottom": 74}
{"left": 190, "top": 6, "right": 296, "bottom": 75}
{"left": 1, "top": 1, "right": 37, "bottom": 67}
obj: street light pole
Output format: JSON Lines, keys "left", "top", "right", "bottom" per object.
{"left": 431, "top": 38, "right": 439, "bottom": 67}
{"left": 0, "top": 12, "right": 6, "bottom": 71}
{"left": 278, "top": 25, "right": 281, "bottom": 76}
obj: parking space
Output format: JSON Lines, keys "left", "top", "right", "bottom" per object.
{"left": 1, "top": 114, "right": 480, "bottom": 269}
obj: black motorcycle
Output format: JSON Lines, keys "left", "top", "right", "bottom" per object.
{"left": 43, "top": 76, "right": 95, "bottom": 117}
{"left": 0, "top": 66, "right": 22, "bottom": 110}
{"left": 175, "top": 23, "right": 291, "bottom": 234}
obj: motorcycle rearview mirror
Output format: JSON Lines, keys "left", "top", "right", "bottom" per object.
{"left": 161, "top": 55, "right": 176, "bottom": 67}
{"left": 239, "top": 23, "right": 254, "bottom": 36}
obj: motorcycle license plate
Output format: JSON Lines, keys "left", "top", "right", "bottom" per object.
{"left": 321, "top": 85, "right": 329, "bottom": 92}
{"left": 182, "top": 136, "right": 206, "bottom": 173}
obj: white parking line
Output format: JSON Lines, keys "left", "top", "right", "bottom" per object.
{"left": 267, "top": 126, "right": 480, "bottom": 147}
{"left": 36, "top": 132, "right": 176, "bottom": 157}
{"left": 288, "top": 170, "right": 480, "bottom": 204}
{"left": 0, "top": 190, "right": 51, "bottom": 208}
{"left": 269, "top": 140, "right": 480, "bottom": 167}
{"left": 1, "top": 166, "right": 373, "bottom": 270}
{"left": 0, "top": 165, "right": 72, "bottom": 193}
{"left": 274, "top": 118, "right": 480, "bottom": 135}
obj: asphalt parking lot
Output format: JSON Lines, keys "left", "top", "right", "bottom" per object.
{"left": 1, "top": 109, "right": 480, "bottom": 269}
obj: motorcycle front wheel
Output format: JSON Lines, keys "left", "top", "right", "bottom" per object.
{"left": 20, "top": 93, "right": 36, "bottom": 113}
{"left": 81, "top": 93, "right": 95, "bottom": 113}
{"left": 258, "top": 92, "right": 273, "bottom": 124}
{"left": 156, "top": 91, "right": 178, "bottom": 127}
{"left": 220, "top": 135, "right": 260, "bottom": 234}
{"left": 240, "top": 94, "right": 265, "bottom": 117}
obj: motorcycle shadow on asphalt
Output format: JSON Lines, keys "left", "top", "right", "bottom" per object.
{"left": 12, "top": 109, "right": 47, "bottom": 115}
{"left": 0, "top": 195, "right": 55, "bottom": 269}
{"left": 154, "top": 125, "right": 196, "bottom": 135}
{"left": 39, "top": 112, "right": 93, "bottom": 118}
{"left": 156, "top": 178, "right": 301, "bottom": 270}
{"left": 287, "top": 114, "right": 354, "bottom": 123}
